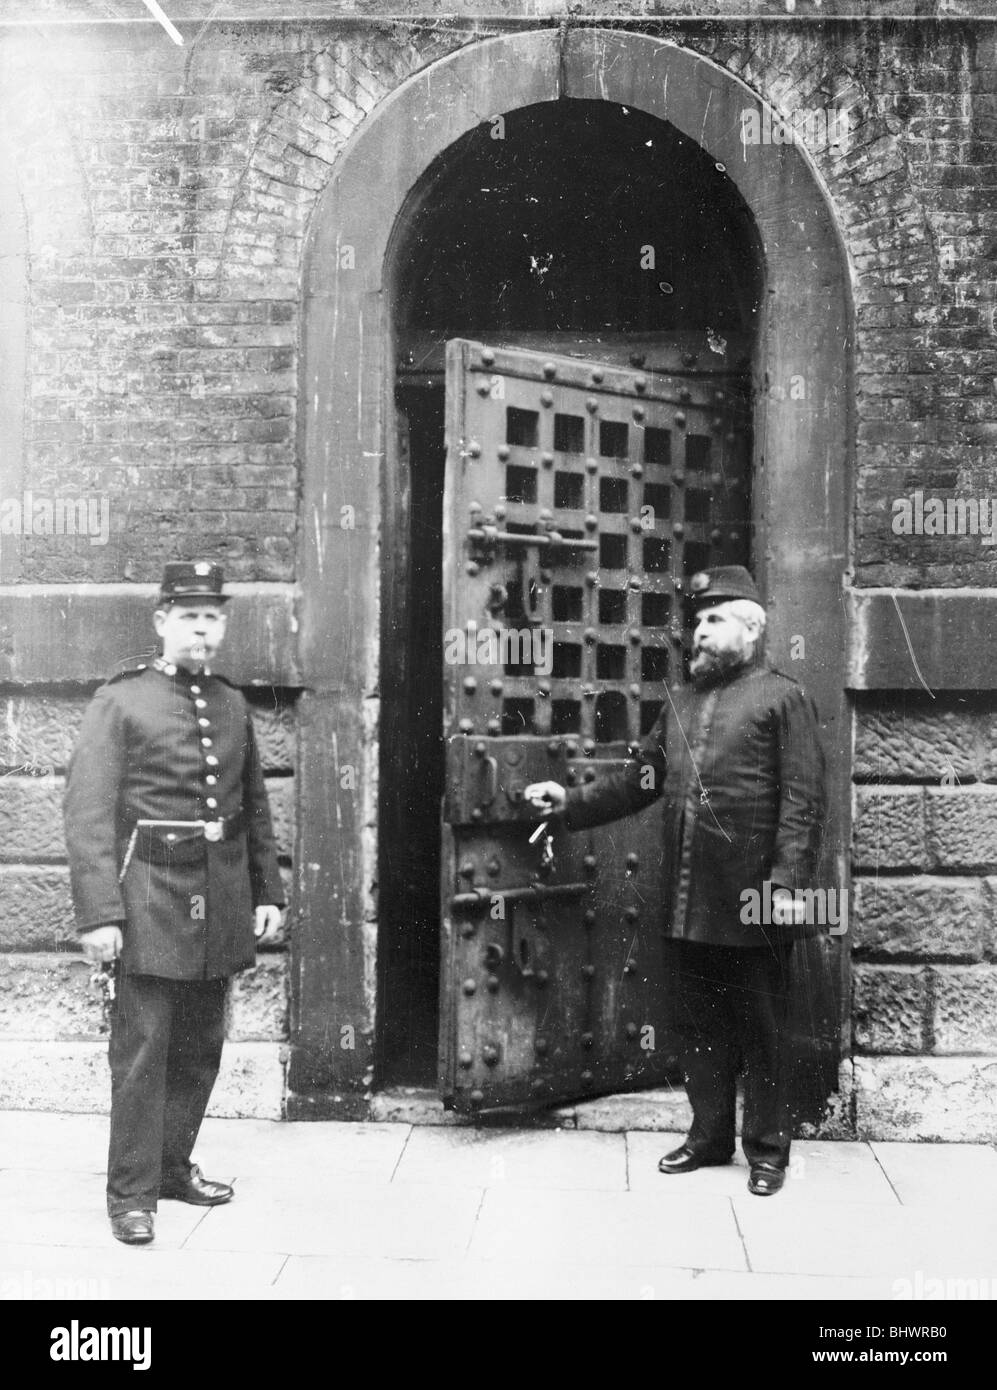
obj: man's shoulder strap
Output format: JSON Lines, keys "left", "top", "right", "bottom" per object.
{"left": 104, "top": 664, "right": 149, "bottom": 687}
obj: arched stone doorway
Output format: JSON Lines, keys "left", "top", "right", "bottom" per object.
{"left": 293, "top": 29, "right": 852, "bottom": 1120}
{"left": 379, "top": 99, "right": 763, "bottom": 1085}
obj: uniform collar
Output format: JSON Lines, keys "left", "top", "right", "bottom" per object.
{"left": 153, "top": 656, "right": 212, "bottom": 682}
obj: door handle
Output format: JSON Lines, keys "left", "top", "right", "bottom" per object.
{"left": 450, "top": 882, "right": 590, "bottom": 913}
{"left": 478, "top": 754, "right": 498, "bottom": 806}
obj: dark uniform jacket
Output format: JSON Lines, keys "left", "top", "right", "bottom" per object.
{"left": 63, "top": 661, "right": 285, "bottom": 980}
{"left": 564, "top": 655, "right": 826, "bottom": 948}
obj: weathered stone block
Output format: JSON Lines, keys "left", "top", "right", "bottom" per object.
{"left": 0, "top": 695, "right": 86, "bottom": 772}
{"left": 0, "top": 777, "right": 67, "bottom": 861}
{"left": 854, "top": 1056, "right": 997, "bottom": 1142}
{"left": 209, "top": 1043, "right": 286, "bottom": 1120}
{"left": 0, "top": 696, "right": 296, "bottom": 777}
{"left": 569, "top": 1088, "right": 692, "bottom": 1133}
{"left": 0, "top": 952, "right": 288, "bottom": 1043}
{"left": 852, "top": 788, "right": 925, "bottom": 870}
{"left": 0, "top": 1041, "right": 109, "bottom": 1113}
{"left": 264, "top": 776, "right": 294, "bottom": 859}
{"left": 249, "top": 703, "right": 296, "bottom": 772}
{"left": 927, "top": 786, "right": 997, "bottom": 870}
{"left": 983, "top": 878, "right": 997, "bottom": 961}
{"left": 852, "top": 876, "right": 985, "bottom": 960}
{"left": 0, "top": 1040, "right": 285, "bottom": 1120}
{"left": 0, "top": 867, "right": 76, "bottom": 950}
{"left": 227, "top": 956, "right": 289, "bottom": 1041}
{"left": 853, "top": 965, "right": 929, "bottom": 1053}
{"left": 854, "top": 705, "right": 980, "bottom": 781}
{"left": 0, "top": 954, "right": 107, "bottom": 1039}
{"left": 932, "top": 965, "right": 997, "bottom": 1054}
{"left": 978, "top": 715, "right": 997, "bottom": 780}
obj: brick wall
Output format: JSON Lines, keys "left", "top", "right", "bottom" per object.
{"left": 2, "top": 9, "right": 996, "bottom": 1133}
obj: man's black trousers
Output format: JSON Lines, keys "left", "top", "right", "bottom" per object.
{"left": 106, "top": 972, "right": 227, "bottom": 1215}
{"left": 665, "top": 939, "right": 795, "bottom": 1169}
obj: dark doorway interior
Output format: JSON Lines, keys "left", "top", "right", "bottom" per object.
{"left": 376, "top": 99, "right": 762, "bottom": 1088}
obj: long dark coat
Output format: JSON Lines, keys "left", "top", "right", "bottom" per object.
{"left": 63, "top": 662, "right": 285, "bottom": 980}
{"left": 564, "top": 655, "right": 827, "bottom": 948}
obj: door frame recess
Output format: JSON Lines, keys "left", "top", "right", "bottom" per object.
{"left": 292, "top": 28, "right": 854, "bottom": 1119}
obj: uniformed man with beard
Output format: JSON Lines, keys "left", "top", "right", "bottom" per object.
{"left": 64, "top": 562, "right": 285, "bottom": 1244}
{"left": 525, "top": 566, "right": 826, "bottom": 1196}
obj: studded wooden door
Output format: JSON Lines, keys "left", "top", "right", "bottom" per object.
{"left": 439, "top": 338, "right": 751, "bottom": 1112}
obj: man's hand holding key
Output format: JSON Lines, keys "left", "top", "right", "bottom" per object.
{"left": 524, "top": 781, "right": 568, "bottom": 815}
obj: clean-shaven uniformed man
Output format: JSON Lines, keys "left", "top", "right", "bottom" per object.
{"left": 526, "top": 566, "right": 826, "bottom": 1196}
{"left": 64, "top": 562, "right": 285, "bottom": 1245}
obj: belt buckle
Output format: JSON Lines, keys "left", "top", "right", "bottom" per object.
{"left": 203, "top": 820, "right": 224, "bottom": 843}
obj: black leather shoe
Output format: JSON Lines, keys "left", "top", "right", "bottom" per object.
{"left": 110, "top": 1210, "right": 155, "bottom": 1245}
{"left": 748, "top": 1163, "right": 786, "bottom": 1196}
{"left": 159, "top": 1163, "right": 233, "bottom": 1206}
{"left": 658, "top": 1143, "right": 733, "bottom": 1174}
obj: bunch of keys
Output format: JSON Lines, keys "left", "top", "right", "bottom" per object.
{"left": 90, "top": 962, "right": 117, "bottom": 1031}
{"left": 529, "top": 819, "right": 555, "bottom": 869}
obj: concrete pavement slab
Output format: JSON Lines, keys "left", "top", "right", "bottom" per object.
{"left": 0, "top": 1240, "right": 286, "bottom": 1301}
{"left": 393, "top": 1126, "right": 627, "bottom": 1191}
{"left": 0, "top": 1169, "right": 207, "bottom": 1251}
{"left": 468, "top": 1187, "right": 748, "bottom": 1271}
{"left": 0, "top": 1111, "right": 108, "bottom": 1173}
{"left": 270, "top": 1254, "right": 704, "bottom": 1300}
{"left": 732, "top": 1196, "right": 997, "bottom": 1281}
{"left": 183, "top": 1181, "right": 483, "bottom": 1261}
{"left": 196, "top": 1117, "right": 410, "bottom": 1183}
{"left": 626, "top": 1134, "right": 900, "bottom": 1204}
{"left": 870, "top": 1140, "right": 997, "bottom": 1207}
